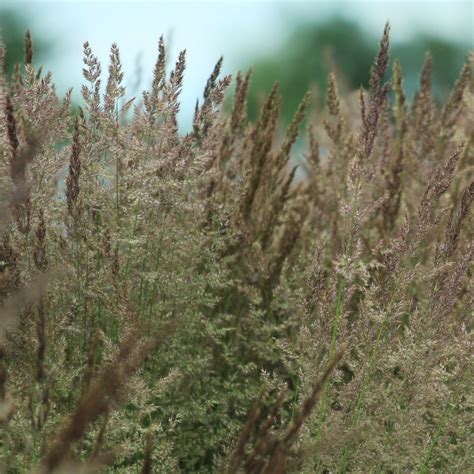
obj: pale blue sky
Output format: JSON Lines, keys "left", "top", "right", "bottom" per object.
{"left": 4, "top": 1, "right": 473, "bottom": 128}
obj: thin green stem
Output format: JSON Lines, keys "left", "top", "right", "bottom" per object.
{"left": 313, "top": 194, "right": 358, "bottom": 443}
{"left": 338, "top": 279, "right": 402, "bottom": 473}
{"left": 417, "top": 367, "right": 470, "bottom": 474}
{"left": 417, "top": 394, "right": 453, "bottom": 474}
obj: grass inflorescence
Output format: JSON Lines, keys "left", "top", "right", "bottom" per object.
{"left": 0, "top": 24, "right": 472, "bottom": 473}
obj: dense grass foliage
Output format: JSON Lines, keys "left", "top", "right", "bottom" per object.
{"left": 0, "top": 25, "right": 472, "bottom": 473}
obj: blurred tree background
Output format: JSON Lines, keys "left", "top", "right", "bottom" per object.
{"left": 0, "top": 8, "right": 53, "bottom": 76}
{"left": 1, "top": 7, "right": 470, "bottom": 125}
{"left": 240, "top": 18, "right": 470, "bottom": 123}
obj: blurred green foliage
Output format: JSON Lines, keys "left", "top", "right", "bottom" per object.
{"left": 0, "top": 8, "right": 52, "bottom": 75}
{"left": 243, "top": 18, "right": 470, "bottom": 122}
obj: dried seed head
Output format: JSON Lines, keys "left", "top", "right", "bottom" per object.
{"left": 412, "top": 53, "right": 434, "bottom": 130}
{"left": 203, "top": 56, "right": 223, "bottom": 103}
{"left": 441, "top": 63, "right": 471, "bottom": 134}
{"left": 369, "top": 22, "right": 390, "bottom": 99}
{"left": 66, "top": 118, "right": 81, "bottom": 216}
{"left": 307, "top": 124, "right": 320, "bottom": 169}
{"left": 358, "top": 22, "right": 391, "bottom": 161}
{"left": 33, "top": 209, "right": 47, "bottom": 271}
{"left": 277, "top": 92, "right": 309, "bottom": 169}
{"left": 419, "top": 52, "right": 433, "bottom": 95}
{"left": 392, "top": 60, "right": 407, "bottom": 135}
{"left": 82, "top": 41, "right": 102, "bottom": 83}
{"left": 324, "top": 73, "right": 344, "bottom": 143}
{"left": 4, "top": 94, "right": 19, "bottom": 163}
{"left": 152, "top": 35, "right": 166, "bottom": 95}
{"left": 241, "top": 83, "right": 280, "bottom": 220}
{"left": 230, "top": 69, "right": 251, "bottom": 134}
{"left": 438, "top": 181, "right": 474, "bottom": 261}
{"left": 418, "top": 144, "right": 464, "bottom": 234}
{"left": 104, "top": 43, "right": 125, "bottom": 116}
{"left": 327, "top": 72, "right": 341, "bottom": 117}
{"left": 170, "top": 50, "right": 186, "bottom": 90}
{"left": 24, "top": 30, "right": 33, "bottom": 65}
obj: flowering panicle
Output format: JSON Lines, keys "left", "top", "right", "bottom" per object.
{"left": 193, "top": 57, "right": 232, "bottom": 140}
{"left": 161, "top": 49, "right": 186, "bottom": 144}
{"left": 65, "top": 118, "right": 81, "bottom": 217}
{"left": 275, "top": 92, "right": 309, "bottom": 172}
{"left": 143, "top": 36, "right": 167, "bottom": 124}
{"left": 241, "top": 82, "right": 280, "bottom": 220}
{"left": 439, "top": 63, "right": 471, "bottom": 142}
{"left": 437, "top": 180, "right": 474, "bottom": 262}
{"left": 380, "top": 60, "right": 407, "bottom": 232}
{"left": 24, "top": 30, "right": 33, "bottom": 65}
{"left": 33, "top": 209, "right": 47, "bottom": 271}
{"left": 104, "top": 43, "right": 125, "bottom": 119}
{"left": 214, "top": 69, "right": 251, "bottom": 174}
{"left": 411, "top": 53, "right": 435, "bottom": 149}
{"left": 81, "top": 41, "right": 102, "bottom": 118}
{"left": 324, "top": 73, "right": 344, "bottom": 143}
{"left": 0, "top": 26, "right": 472, "bottom": 474}
{"left": 4, "top": 93, "right": 34, "bottom": 235}
{"left": 358, "top": 22, "right": 391, "bottom": 161}
{"left": 418, "top": 144, "right": 464, "bottom": 223}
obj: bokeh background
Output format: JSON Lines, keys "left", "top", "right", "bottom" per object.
{"left": 1, "top": 1, "right": 472, "bottom": 129}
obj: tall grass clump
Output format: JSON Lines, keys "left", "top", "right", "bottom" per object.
{"left": 0, "top": 24, "right": 472, "bottom": 473}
